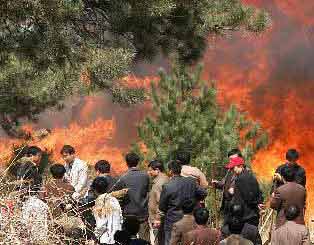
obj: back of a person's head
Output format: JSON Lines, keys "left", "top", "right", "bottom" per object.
{"left": 167, "top": 160, "right": 182, "bottom": 175}
{"left": 281, "top": 166, "right": 295, "bottom": 182}
{"left": 92, "top": 176, "right": 109, "bottom": 194}
{"left": 114, "top": 230, "right": 130, "bottom": 245}
{"left": 228, "top": 216, "right": 245, "bottom": 235}
{"left": 228, "top": 148, "right": 242, "bottom": 158}
{"left": 123, "top": 216, "right": 140, "bottom": 236}
{"left": 95, "top": 160, "right": 110, "bottom": 174}
{"left": 50, "top": 164, "right": 66, "bottom": 179}
{"left": 27, "top": 146, "right": 42, "bottom": 156}
{"left": 194, "top": 207, "right": 209, "bottom": 225}
{"left": 182, "top": 199, "right": 196, "bottom": 214}
{"left": 148, "top": 159, "right": 164, "bottom": 172}
{"left": 125, "top": 152, "right": 140, "bottom": 168}
{"left": 60, "top": 145, "right": 75, "bottom": 155}
{"left": 285, "top": 205, "right": 300, "bottom": 221}
{"left": 176, "top": 151, "right": 191, "bottom": 165}
{"left": 286, "top": 149, "right": 299, "bottom": 162}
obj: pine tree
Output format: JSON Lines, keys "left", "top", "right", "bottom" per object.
{"left": 0, "top": 0, "right": 270, "bottom": 135}
{"left": 138, "top": 65, "right": 268, "bottom": 176}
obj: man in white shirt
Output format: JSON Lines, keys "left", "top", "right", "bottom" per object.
{"left": 60, "top": 145, "right": 88, "bottom": 200}
{"left": 92, "top": 177, "right": 122, "bottom": 244}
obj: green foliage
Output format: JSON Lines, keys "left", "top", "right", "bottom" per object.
{"left": 0, "top": 0, "right": 269, "bottom": 133}
{"left": 137, "top": 65, "right": 268, "bottom": 179}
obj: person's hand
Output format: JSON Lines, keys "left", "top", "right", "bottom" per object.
{"left": 258, "top": 204, "right": 266, "bottom": 210}
{"left": 228, "top": 187, "right": 234, "bottom": 195}
{"left": 153, "top": 220, "right": 161, "bottom": 228}
{"left": 273, "top": 173, "right": 282, "bottom": 182}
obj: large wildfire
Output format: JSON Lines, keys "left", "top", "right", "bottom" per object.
{"left": 0, "top": 0, "right": 313, "bottom": 217}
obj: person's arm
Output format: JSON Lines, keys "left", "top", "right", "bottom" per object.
{"left": 159, "top": 185, "right": 169, "bottom": 214}
{"left": 198, "top": 170, "right": 209, "bottom": 188}
{"left": 295, "top": 168, "right": 306, "bottom": 187}
{"left": 302, "top": 229, "right": 311, "bottom": 245}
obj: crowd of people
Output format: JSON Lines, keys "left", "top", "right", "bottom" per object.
{"left": 8, "top": 145, "right": 310, "bottom": 245}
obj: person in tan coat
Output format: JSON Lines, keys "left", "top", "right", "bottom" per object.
{"left": 183, "top": 208, "right": 220, "bottom": 245}
{"left": 147, "top": 160, "right": 169, "bottom": 245}
{"left": 271, "top": 205, "right": 310, "bottom": 245}
{"left": 270, "top": 167, "right": 306, "bottom": 228}
{"left": 170, "top": 199, "right": 197, "bottom": 245}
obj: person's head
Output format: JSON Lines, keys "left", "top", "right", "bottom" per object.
{"left": 125, "top": 152, "right": 140, "bottom": 168}
{"left": 182, "top": 199, "right": 196, "bottom": 214}
{"left": 281, "top": 166, "right": 295, "bottom": 183}
{"left": 284, "top": 205, "right": 300, "bottom": 221}
{"left": 175, "top": 151, "right": 191, "bottom": 165}
{"left": 194, "top": 208, "right": 210, "bottom": 225}
{"left": 27, "top": 146, "right": 42, "bottom": 165}
{"left": 92, "top": 176, "right": 109, "bottom": 195}
{"left": 95, "top": 160, "right": 111, "bottom": 176}
{"left": 147, "top": 160, "right": 164, "bottom": 177}
{"left": 225, "top": 157, "right": 245, "bottom": 175}
{"left": 114, "top": 230, "right": 130, "bottom": 245}
{"left": 228, "top": 217, "right": 245, "bottom": 235}
{"left": 228, "top": 148, "right": 242, "bottom": 159}
{"left": 60, "top": 145, "right": 76, "bottom": 164}
{"left": 286, "top": 149, "right": 299, "bottom": 163}
{"left": 123, "top": 216, "right": 140, "bottom": 236}
{"left": 50, "top": 164, "right": 66, "bottom": 179}
{"left": 167, "top": 160, "right": 182, "bottom": 177}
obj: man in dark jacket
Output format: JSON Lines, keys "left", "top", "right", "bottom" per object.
{"left": 113, "top": 152, "right": 150, "bottom": 241}
{"left": 159, "top": 160, "right": 207, "bottom": 245}
{"left": 211, "top": 148, "right": 243, "bottom": 223}
{"left": 272, "top": 149, "right": 306, "bottom": 190}
{"left": 225, "top": 157, "right": 264, "bottom": 227}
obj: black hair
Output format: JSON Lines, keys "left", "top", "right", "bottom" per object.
{"left": 182, "top": 199, "right": 196, "bottom": 214}
{"left": 176, "top": 151, "right": 191, "bottom": 165}
{"left": 286, "top": 149, "right": 299, "bottom": 162}
{"left": 168, "top": 160, "right": 182, "bottom": 175}
{"left": 95, "top": 160, "right": 111, "bottom": 174}
{"left": 228, "top": 217, "right": 245, "bottom": 235}
{"left": 284, "top": 205, "right": 300, "bottom": 221}
{"left": 92, "top": 177, "right": 108, "bottom": 194}
{"left": 123, "top": 216, "right": 140, "bottom": 236}
{"left": 50, "top": 164, "right": 66, "bottom": 179}
{"left": 194, "top": 208, "right": 210, "bottom": 225}
{"left": 125, "top": 152, "right": 140, "bottom": 168}
{"left": 228, "top": 148, "right": 242, "bottom": 158}
{"left": 281, "top": 166, "right": 295, "bottom": 182}
{"left": 148, "top": 160, "right": 164, "bottom": 172}
{"left": 114, "top": 230, "right": 130, "bottom": 245}
{"left": 60, "top": 145, "right": 75, "bottom": 155}
{"left": 27, "top": 146, "right": 42, "bottom": 156}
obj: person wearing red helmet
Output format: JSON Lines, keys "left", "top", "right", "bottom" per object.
{"left": 225, "top": 156, "right": 264, "bottom": 228}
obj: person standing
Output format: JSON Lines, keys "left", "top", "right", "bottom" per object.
{"left": 272, "top": 149, "right": 306, "bottom": 190}
{"left": 170, "top": 199, "right": 197, "bottom": 245}
{"left": 225, "top": 156, "right": 263, "bottom": 227}
{"left": 60, "top": 145, "right": 88, "bottom": 200}
{"left": 271, "top": 205, "right": 310, "bottom": 245}
{"left": 183, "top": 208, "right": 221, "bottom": 245}
{"left": 147, "top": 160, "right": 169, "bottom": 245}
{"left": 159, "top": 160, "right": 207, "bottom": 245}
{"left": 211, "top": 148, "right": 243, "bottom": 223}
{"left": 270, "top": 167, "right": 306, "bottom": 228}
{"left": 176, "top": 151, "right": 208, "bottom": 188}
{"left": 113, "top": 152, "right": 150, "bottom": 241}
